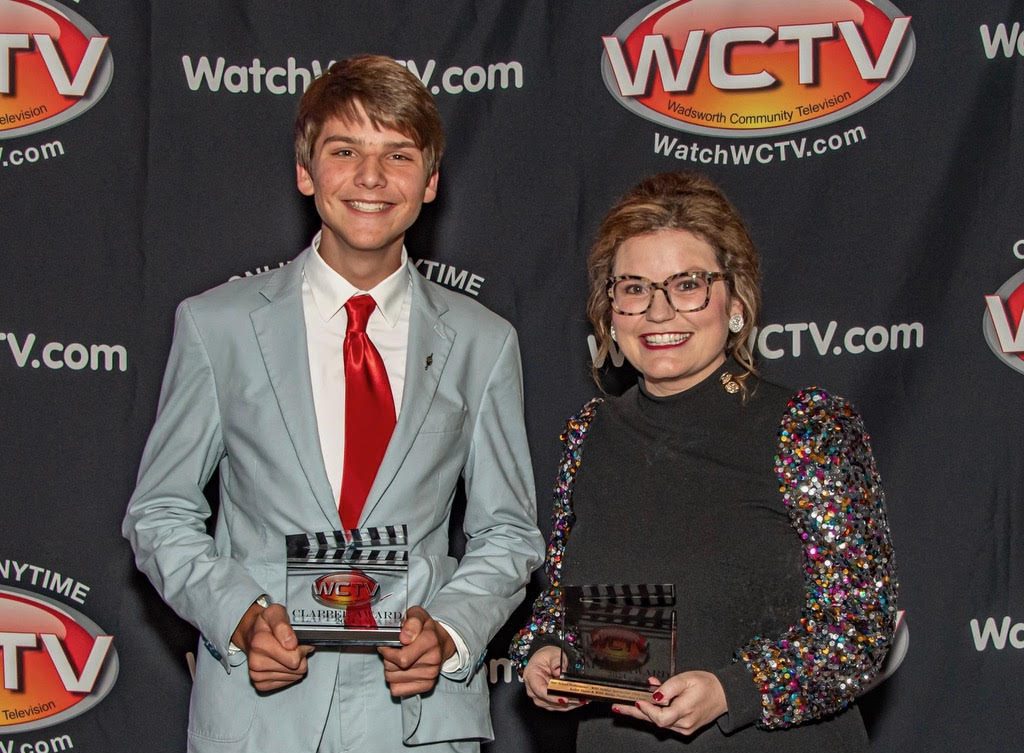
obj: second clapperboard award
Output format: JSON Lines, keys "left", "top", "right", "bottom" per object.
{"left": 547, "top": 584, "right": 677, "bottom": 703}
{"left": 286, "top": 525, "right": 409, "bottom": 646}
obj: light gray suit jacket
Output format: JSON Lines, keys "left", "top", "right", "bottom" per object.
{"left": 124, "top": 247, "right": 544, "bottom": 752}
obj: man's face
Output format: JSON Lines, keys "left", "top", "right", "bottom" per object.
{"left": 296, "top": 105, "right": 438, "bottom": 270}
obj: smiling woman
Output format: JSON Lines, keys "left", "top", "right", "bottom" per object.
{"left": 585, "top": 172, "right": 761, "bottom": 394}
{"left": 511, "top": 171, "right": 899, "bottom": 753}
{"left": 607, "top": 230, "right": 741, "bottom": 396}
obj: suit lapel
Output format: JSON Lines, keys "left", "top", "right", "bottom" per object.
{"left": 360, "top": 265, "right": 454, "bottom": 523}
{"left": 250, "top": 249, "right": 338, "bottom": 524}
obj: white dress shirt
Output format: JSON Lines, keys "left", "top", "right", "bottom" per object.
{"left": 301, "top": 232, "right": 468, "bottom": 673}
{"left": 303, "top": 233, "right": 411, "bottom": 500}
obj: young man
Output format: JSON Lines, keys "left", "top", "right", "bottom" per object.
{"left": 124, "top": 55, "right": 544, "bottom": 753}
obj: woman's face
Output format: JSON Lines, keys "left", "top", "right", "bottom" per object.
{"left": 610, "top": 229, "right": 742, "bottom": 397}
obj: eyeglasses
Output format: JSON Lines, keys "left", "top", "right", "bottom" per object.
{"left": 606, "top": 271, "right": 731, "bottom": 315}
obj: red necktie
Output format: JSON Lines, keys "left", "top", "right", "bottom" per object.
{"left": 339, "top": 294, "right": 396, "bottom": 530}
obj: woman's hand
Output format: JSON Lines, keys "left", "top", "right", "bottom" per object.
{"left": 611, "top": 671, "right": 727, "bottom": 736}
{"left": 523, "top": 645, "right": 589, "bottom": 711}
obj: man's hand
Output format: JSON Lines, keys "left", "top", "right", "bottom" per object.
{"left": 377, "top": 605, "right": 456, "bottom": 698}
{"left": 232, "top": 601, "right": 313, "bottom": 692}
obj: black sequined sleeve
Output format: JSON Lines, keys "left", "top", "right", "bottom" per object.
{"left": 509, "top": 398, "right": 601, "bottom": 671}
{"left": 735, "top": 388, "right": 898, "bottom": 728}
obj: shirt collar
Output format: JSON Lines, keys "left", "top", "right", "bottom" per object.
{"left": 304, "top": 230, "right": 409, "bottom": 326}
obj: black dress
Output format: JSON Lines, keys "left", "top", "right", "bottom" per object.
{"left": 511, "top": 364, "right": 898, "bottom": 752}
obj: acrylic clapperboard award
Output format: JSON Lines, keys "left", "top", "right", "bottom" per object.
{"left": 547, "top": 584, "right": 676, "bottom": 703}
{"left": 286, "top": 525, "right": 409, "bottom": 646}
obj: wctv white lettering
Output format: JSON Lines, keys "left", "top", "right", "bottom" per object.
{"left": 979, "top": 23, "right": 1024, "bottom": 58}
{"left": 654, "top": 126, "right": 867, "bottom": 165}
{"left": 0, "top": 633, "right": 112, "bottom": 694}
{"left": 0, "top": 332, "right": 126, "bottom": 372}
{"left": 0, "top": 734, "right": 74, "bottom": 753}
{"left": 970, "top": 617, "right": 1024, "bottom": 650}
{"left": 985, "top": 294, "right": 1024, "bottom": 354}
{"left": 181, "top": 56, "right": 523, "bottom": 96}
{"left": 0, "top": 33, "right": 108, "bottom": 97}
{"left": 588, "top": 319, "right": 924, "bottom": 368}
{"left": 604, "top": 19, "right": 910, "bottom": 94}
{"left": 0, "top": 140, "right": 65, "bottom": 168}
{"left": 752, "top": 320, "right": 924, "bottom": 359}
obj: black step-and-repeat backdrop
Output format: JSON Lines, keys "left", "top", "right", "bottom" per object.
{"left": 3, "top": 1, "right": 1023, "bottom": 751}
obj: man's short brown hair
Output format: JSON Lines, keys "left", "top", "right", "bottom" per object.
{"left": 294, "top": 54, "right": 445, "bottom": 177}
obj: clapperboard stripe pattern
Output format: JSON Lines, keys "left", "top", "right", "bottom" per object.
{"left": 578, "top": 605, "right": 674, "bottom": 629}
{"left": 286, "top": 525, "right": 409, "bottom": 559}
{"left": 343, "top": 549, "right": 409, "bottom": 564}
{"left": 573, "top": 583, "right": 675, "bottom": 606}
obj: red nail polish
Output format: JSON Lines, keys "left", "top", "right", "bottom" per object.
{"left": 652, "top": 691, "right": 664, "bottom": 702}
{"left": 557, "top": 697, "right": 567, "bottom": 706}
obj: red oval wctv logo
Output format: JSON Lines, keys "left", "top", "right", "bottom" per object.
{"left": 312, "top": 572, "right": 380, "bottom": 608}
{"left": 0, "top": 0, "right": 113, "bottom": 139}
{"left": 0, "top": 586, "right": 119, "bottom": 734}
{"left": 983, "top": 267, "right": 1024, "bottom": 374}
{"left": 602, "top": 0, "right": 915, "bottom": 137}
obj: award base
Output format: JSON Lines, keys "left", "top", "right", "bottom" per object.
{"left": 292, "top": 626, "right": 402, "bottom": 647}
{"left": 548, "top": 584, "right": 676, "bottom": 703}
{"left": 547, "top": 677, "right": 655, "bottom": 703}
{"left": 286, "top": 526, "right": 409, "bottom": 647}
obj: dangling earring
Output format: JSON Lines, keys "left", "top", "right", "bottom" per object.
{"left": 728, "top": 314, "right": 744, "bottom": 334}
{"left": 610, "top": 325, "right": 617, "bottom": 342}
